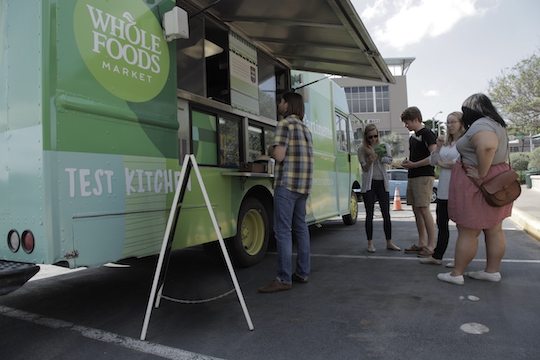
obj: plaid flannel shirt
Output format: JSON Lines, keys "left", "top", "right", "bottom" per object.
{"left": 273, "top": 115, "right": 313, "bottom": 194}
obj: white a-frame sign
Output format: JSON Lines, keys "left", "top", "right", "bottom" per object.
{"left": 140, "top": 154, "right": 254, "bottom": 340}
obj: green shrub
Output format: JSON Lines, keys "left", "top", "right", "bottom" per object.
{"left": 528, "top": 148, "right": 540, "bottom": 170}
{"left": 510, "top": 152, "right": 530, "bottom": 171}
{"left": 517, "top": 170, "right": 527, "bottom": 184}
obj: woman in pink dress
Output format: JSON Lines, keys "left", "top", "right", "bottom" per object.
{"left": 438, "top": 93, "right": 513, "bottom": 285}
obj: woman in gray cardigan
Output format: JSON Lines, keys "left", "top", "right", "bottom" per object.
{"left": 358, "top": 124, "right": 401, "bottom": 253}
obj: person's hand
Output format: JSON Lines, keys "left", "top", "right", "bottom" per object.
{"left": 365, "top": 146, "right": 377, "bottom": 162}
{"left": 401, "top": 159, "right": 413, "bottom": 169}
{"left": 436, "top": 136, "right": 444, "bottom": 149}
{"left": 438, "top": 159, "right": 455, "bottom": 168}
{"left": 464, "top": 165, "right": 482, "bottom": 180}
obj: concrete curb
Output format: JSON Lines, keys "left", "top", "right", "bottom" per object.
{"left": 511, "top": 207, "right": 540, "bottom": 242}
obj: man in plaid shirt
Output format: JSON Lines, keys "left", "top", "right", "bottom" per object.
{"left": 258, "top": 92, "right": 314, "bottom": 293}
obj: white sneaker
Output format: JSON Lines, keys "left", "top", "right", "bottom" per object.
{"left": 367, "top": 246, "right": 376, "bottom": 253}
{"left": 445, "top": 261, "right": 455, "bottom": 268}
{"left": 419, "top": 256, "right": 442, "bottom": 265}
{"left": 465, "top": 271, "right": 501, "bottom": 282}
{"left": 437, "top": 272, "right": 464, "bottom": 285}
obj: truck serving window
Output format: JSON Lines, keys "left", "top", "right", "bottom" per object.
{"left": 247, "top": 124, "right": 275, "bottom": 162}
{"left": 191, "top": 109, "right": 241, "bottom": 168}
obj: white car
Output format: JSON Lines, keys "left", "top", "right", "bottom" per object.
{"left": 387, "top": 169, "right": 438, "bottom": 203}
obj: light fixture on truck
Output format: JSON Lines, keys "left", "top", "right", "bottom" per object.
{"left": 163, "top": 6, "right": 189, "bottom": 42}
{"left": 7, "top": 230, "right": 20, "bottom": 253}
{"left": 21, "top": 230, "right": 35, "bottom": 254}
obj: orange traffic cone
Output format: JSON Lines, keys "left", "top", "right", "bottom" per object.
{"left": 392, "top": 187, "right": 402, "bottom": 211}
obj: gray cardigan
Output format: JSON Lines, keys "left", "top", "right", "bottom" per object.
{"left": 358, "top": 143, "right": 392, "bottom": 193}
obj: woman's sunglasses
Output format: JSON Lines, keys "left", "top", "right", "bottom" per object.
{"left": 368, "top": 135, "right": 379, "bottom": 139}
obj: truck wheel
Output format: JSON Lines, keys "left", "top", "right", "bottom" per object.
{"left": 229, "top": 197, "right": 269, "bottom": 267}
{"left": 342, "top": 190, "right": 358, "bottom": 225}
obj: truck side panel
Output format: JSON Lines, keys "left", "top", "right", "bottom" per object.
{"left": 0, "top": 0, "right": 47, "bottom": 264}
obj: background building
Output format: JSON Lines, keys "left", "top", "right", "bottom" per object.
{"left": 334, "top": 57, "right": 415, "bottom": 158}
{"left": 509, "top": 134, "right": 539, "bottom": 153}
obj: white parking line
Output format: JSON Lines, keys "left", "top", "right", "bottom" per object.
{"left": 0, "top": 306, "right": 223, "bottom": 360}
{"left": 266, "top": 252, "right": 540, "bottom": 264}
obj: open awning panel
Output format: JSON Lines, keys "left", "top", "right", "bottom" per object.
{"left": 186, "top": 0, "right": 394, "bottom": 83}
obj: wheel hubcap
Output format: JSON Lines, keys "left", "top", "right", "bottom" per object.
{"left": 241, "top": 209, "right": 264, "bottom": 255}
{"left": 350, "top": 195, "right": 358, "bottom": 219}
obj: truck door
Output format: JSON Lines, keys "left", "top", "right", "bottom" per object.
{"left": 335, "top": 112, "right": 351, "bottom": 213}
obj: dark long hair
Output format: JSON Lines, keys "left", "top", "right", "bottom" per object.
{"left": 461, "top": 93, "right": 506, "bottom": 129}
{"left": 282, "top": 92, "right": 305, "bottom": 120}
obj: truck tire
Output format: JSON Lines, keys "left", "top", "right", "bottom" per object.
{"left": 342, "top": 190, "right": 359, "bottom": 225}
{"left": 431, "top": 188, "right": 437, "bottom": 203}
{"left": 229, "top": 197, "right": 270, "bottom": 267}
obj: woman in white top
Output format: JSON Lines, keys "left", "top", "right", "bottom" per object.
{"left": 358, "top": 124, "right": 401, "bottom": 253}
{"left": 420, "top": 112, "right": 465, "bottom": 265}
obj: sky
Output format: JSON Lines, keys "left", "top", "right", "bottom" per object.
{"left": 351, "top": 0, "right": 540, "bottom": 124}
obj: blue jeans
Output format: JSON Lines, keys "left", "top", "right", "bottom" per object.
{"left": 274, "top": 186, "right": 311, "bottom": 284}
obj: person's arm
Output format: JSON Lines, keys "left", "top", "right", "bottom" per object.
{"left": 273, "top": 145, "right": 287, "bottom": 163}
{"left": 402, "top": 131, "right": 437, "bottom": 169}
{"left": 438, "top": 159, "right": 457, "bottom": 168}
{"left": 402, "top": 143, "right": 436, "bottom": 168}
{"left": 272, "top": 120, "right": 289, "bottom": 163}
{"left": 358, "top": 146, "right": 375, "bottom": 171}
{"left": 430, "top": 136, "right": 444, "bottom": 166}
{"left": 470, "top": 130, "right": 498, "bottom": 179}
{"left": 403, "top": 155, "right": 432, "bottom": 168}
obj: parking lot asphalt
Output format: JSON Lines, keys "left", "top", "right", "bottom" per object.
{"left": 1, "top": 202, "right": 540, "bottom": 360}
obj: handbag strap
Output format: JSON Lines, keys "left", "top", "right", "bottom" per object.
{"left": 505, "top": 131, "right": 512, "bottom": 170}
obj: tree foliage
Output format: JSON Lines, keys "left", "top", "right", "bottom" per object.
{"left": 529, "top": 147, "right": 540, "bottom": 170}
{"left": 380, "top": 132, "right": 403, "bottom": 157}
{"left": 510, "top": 152, "right": 530, "bottom": 171}
{"left": 488, "top": 52, "right": 540, "bottom": 134}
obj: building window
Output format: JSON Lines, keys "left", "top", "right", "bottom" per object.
{"left": 219, "top": 116, "right": 240, "bottom": 167}
{"left": 335, "top": 113, "right": 349, "bottom": 152}
{"left": 345, "top": 86, "right": 389, "bottom": 113}
{"left": 375, "top": 86, "right": 390, "bottom": 112}
{"left": 248, "top": 125, "right": 263, "bottom": 161}
{"left": 192, "top": 110, "right": 241, "bottom": 167}
{"left": 247, "top": 123, "right": 275, "bottom": 161}
{"left": 192, "top": 111, "right": 218, "bottom": 165}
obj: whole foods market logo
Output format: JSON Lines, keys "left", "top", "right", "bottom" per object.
{"left": 74, "top": 0, "right": 169, "bottom": 102}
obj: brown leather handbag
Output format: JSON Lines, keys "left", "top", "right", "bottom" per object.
{"left": 462, "top": 130, "right": 521, "bottom": 207}
{"left": 477, "top": 167, "right": 521, "bottom": 207}
{"left": 462, "top": 144, "right": 521, "bottom": 207}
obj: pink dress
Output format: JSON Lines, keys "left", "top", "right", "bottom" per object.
{"left": 448, "top": 162, "right": 513, "bottom": 229}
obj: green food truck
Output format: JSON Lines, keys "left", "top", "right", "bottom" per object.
{"left": 0, "top": 0, "right": 393, "bottom": 294}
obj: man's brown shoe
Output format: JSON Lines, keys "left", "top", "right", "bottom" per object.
{"left": 257, "top": 279, "right": 292, "bottom": 293}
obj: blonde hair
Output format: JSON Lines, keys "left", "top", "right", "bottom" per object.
{"left": 445, "top": 111, "right": 465, "bottom": 145}
{"left": 361, "top": 124, "right": 378, "bottom": 158}
{"left": 362, "top": 124, "right": 379, "bottom": 144}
